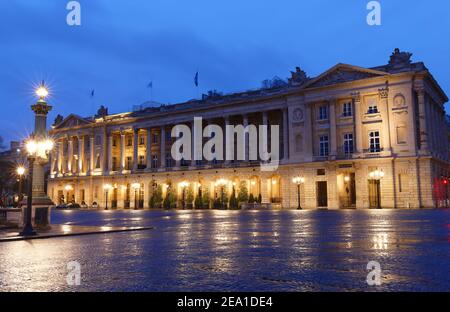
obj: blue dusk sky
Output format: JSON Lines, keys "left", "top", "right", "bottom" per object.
{"left": 0, "top": 0, "right": 449, "bottom": 147}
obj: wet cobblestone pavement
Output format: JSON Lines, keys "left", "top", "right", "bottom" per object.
{"left": 0, "top": 209, "right": 449, "bottom": 291}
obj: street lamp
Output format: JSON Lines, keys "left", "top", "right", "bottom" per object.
{"left": 19, "top": 137, "right": 54, "bottom": 236}
{"left": 292, "top": 176, "right": 305, "bottom": 210}
{"left": 103, "top": 184, "right": 113, "bottom": 210}
{"left": 179, "top": 181, "right": 189, "bottom": 210}
{"left": 369, "top": 169, "right": 385, "bottom": 209}
{"left": 16, "top": 166, "right": 26, "bottom": 203}
{"left": 131, "top": 182, "right": 141, "bottom": 210}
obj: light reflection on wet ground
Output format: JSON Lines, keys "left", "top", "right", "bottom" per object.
{"left": 0, "top": 209, "right": 449, "bottom": 291}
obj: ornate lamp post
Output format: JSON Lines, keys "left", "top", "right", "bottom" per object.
{"left": 369, "top": 169, "right": 385, "bottom": 209}
{"left": 292, "top": 176, "right": 305, "bottom": 210}
{"left": 179, "top": 181, "right": 189, "bottom": 210}
{"left": 16, "top": 166, "right": 26, "bottom": 203}
{"left": 131, "top": 182, "right": 141, "bottom": 210}
{"left": 103, "top": 184, "right": 112, "bottom": 210}
{"left": 20, "top": 138, "right": 54, "bottom": 236}
{"left": 19, "top": 83, "right": 54, "bottom": 236}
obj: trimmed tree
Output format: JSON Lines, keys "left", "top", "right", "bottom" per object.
{"left": 237, "top": 181, "right": 249, "bottom": 208}
{"left": 150, "top": 185, "right": 163, "bottom": 209}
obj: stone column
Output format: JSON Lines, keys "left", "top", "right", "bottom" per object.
{"left": 282, "top": 108, "right": 289, "bottom": 161}
{"left": 57, "top": 140, "right": 63, "bottom": 174}
{"left": 224, "top": 116, "right": 231, "bottom": 165}
{"left": 120, "top": 131, "right": 126, "bottom": 171}
{"left": 160, "top": 126, "right": 166, "bottom": 168}
{"left": 90, "top": 135, "right": 95, "bottom": 172}
{"left": 303, "top": 104, "right": 313, "bottom": 161}
{"left": 146, "top": 128, "right": 152, "bottom": 169}
{"left": 108, "top": 134, "right": 113, "bottom": 173}
{"left": 243, "top": 114, "right": 249, "bottom": 162}
{"left": 133, "top": 128, "right": 139, "bottom": 171}
{"left": 102, "top": 127, "right": 108, "bottom": 174}
{"left": 379, "top": 88, "right": 392, "bottom": 153}
{"left": 79, "top": 135, "right": 85, "bottom": 173}
{"left": 68, "top": 136, "right": 74, "bottom": 173}
{"left": 352, "top": 92, "right": 363, "bottom": 155}
{"left": 329, "top": 100, "right": 337, "bottom": 157}
{"left": 191, "top": 120, "right": 197, "bottom": 167}
{"left": 417, "top": 89, "right": 428, "bottom": 153}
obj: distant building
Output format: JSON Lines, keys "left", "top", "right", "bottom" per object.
{"left": 47, "top": 49, "right": 449, "bottom": 209}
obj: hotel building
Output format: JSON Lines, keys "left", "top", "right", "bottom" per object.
{"left": 47, "top": 49, "right": 450, "bottom": 209}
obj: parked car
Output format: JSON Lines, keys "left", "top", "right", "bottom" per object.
{"left": 55, "top": 203, "right": 81, "bottom": 210}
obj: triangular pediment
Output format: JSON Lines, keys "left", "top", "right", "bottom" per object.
{"left": 303, "top": 64, "right": 389, "bottom": 89}
{"left": 54, "top": 114, "right": 93, "bottom": 129}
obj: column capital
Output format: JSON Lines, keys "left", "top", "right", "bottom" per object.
{"left": 378, "top": 87, "right": 389, "bottom": 99}
{"left": 351, "top": 91, "right": 361, "bottom": 102}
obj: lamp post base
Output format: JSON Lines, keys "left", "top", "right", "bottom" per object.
{"left": 19, "top": 223, "right": 37, "bottom": 237}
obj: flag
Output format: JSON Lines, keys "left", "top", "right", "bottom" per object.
{"left": 90, "top": 89, "right": 95, "bottom": 98}
{"left": 194, "top": 71, "right": 199, "bottom": 87}
{"left": 147, "top": 81, "right": 153, "bottom": 88}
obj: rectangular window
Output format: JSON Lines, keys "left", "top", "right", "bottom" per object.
{"left": 112, "top": 157, "right": 118, "bottom": 171}
{"left": 138, "top": 155, "right": 145, "bottom": 165}
{"left": 342, "top": 102, "right": 352, "bottom": 117}
{"left": 318, "top": 106, "right": 328, "bottom": 120}
{"left": 343, "top": 133, "right": 354, "bottom": 154}
{"left": 126, "top": 156, "right": 132, "bottom": 170}
{"left": 367, "top": 105, "right": 379, "bottom": 114}
{"left": 127, "top": 136, "right": 132, "bottom": 147}
{"left": 152, "top": 155, "right": 158, "bottom": 168}
{"left": 139, "top": 136, "right": 145, "bottom": 145}
{"left": 112, "top": 138, "right": 117, "bottom": 147}
{"left": 317, "top": 169, "right": 326, "bottom": 176}
{"left": 153, "top": 134, "right": 159, "bottom": 144}
{"left": 319, "top": 135, "right": 329, "bottom": 157}
{"left": 369, "top": 131, "right": 381, "bottom": 152}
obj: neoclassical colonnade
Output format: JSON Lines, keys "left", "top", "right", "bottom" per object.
{"left": 50, "top": 108, "right": 290, "bottom": 178}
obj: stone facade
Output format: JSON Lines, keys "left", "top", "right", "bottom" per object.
{"left": 47, "top": 49, "right": 450, "bottom": 209}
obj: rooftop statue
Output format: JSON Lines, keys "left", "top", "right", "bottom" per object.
{"left": 288, "top": 67, "right": 309, "bottom": 86}
{"left": 388, "top": 48, "right": 413, "bottom": 70}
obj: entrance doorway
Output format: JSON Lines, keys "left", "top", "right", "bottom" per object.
{"left": 342, "top": 173, "right": 356, "bottom": 208}
{"left": 112, "top": 187, "right": 118, "bottom": 209}
{"left": 316, "top": 181, "right": 328, "bottom": 208}
{"left": 368, "top": 180, "right": 381, "bottom": 208}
